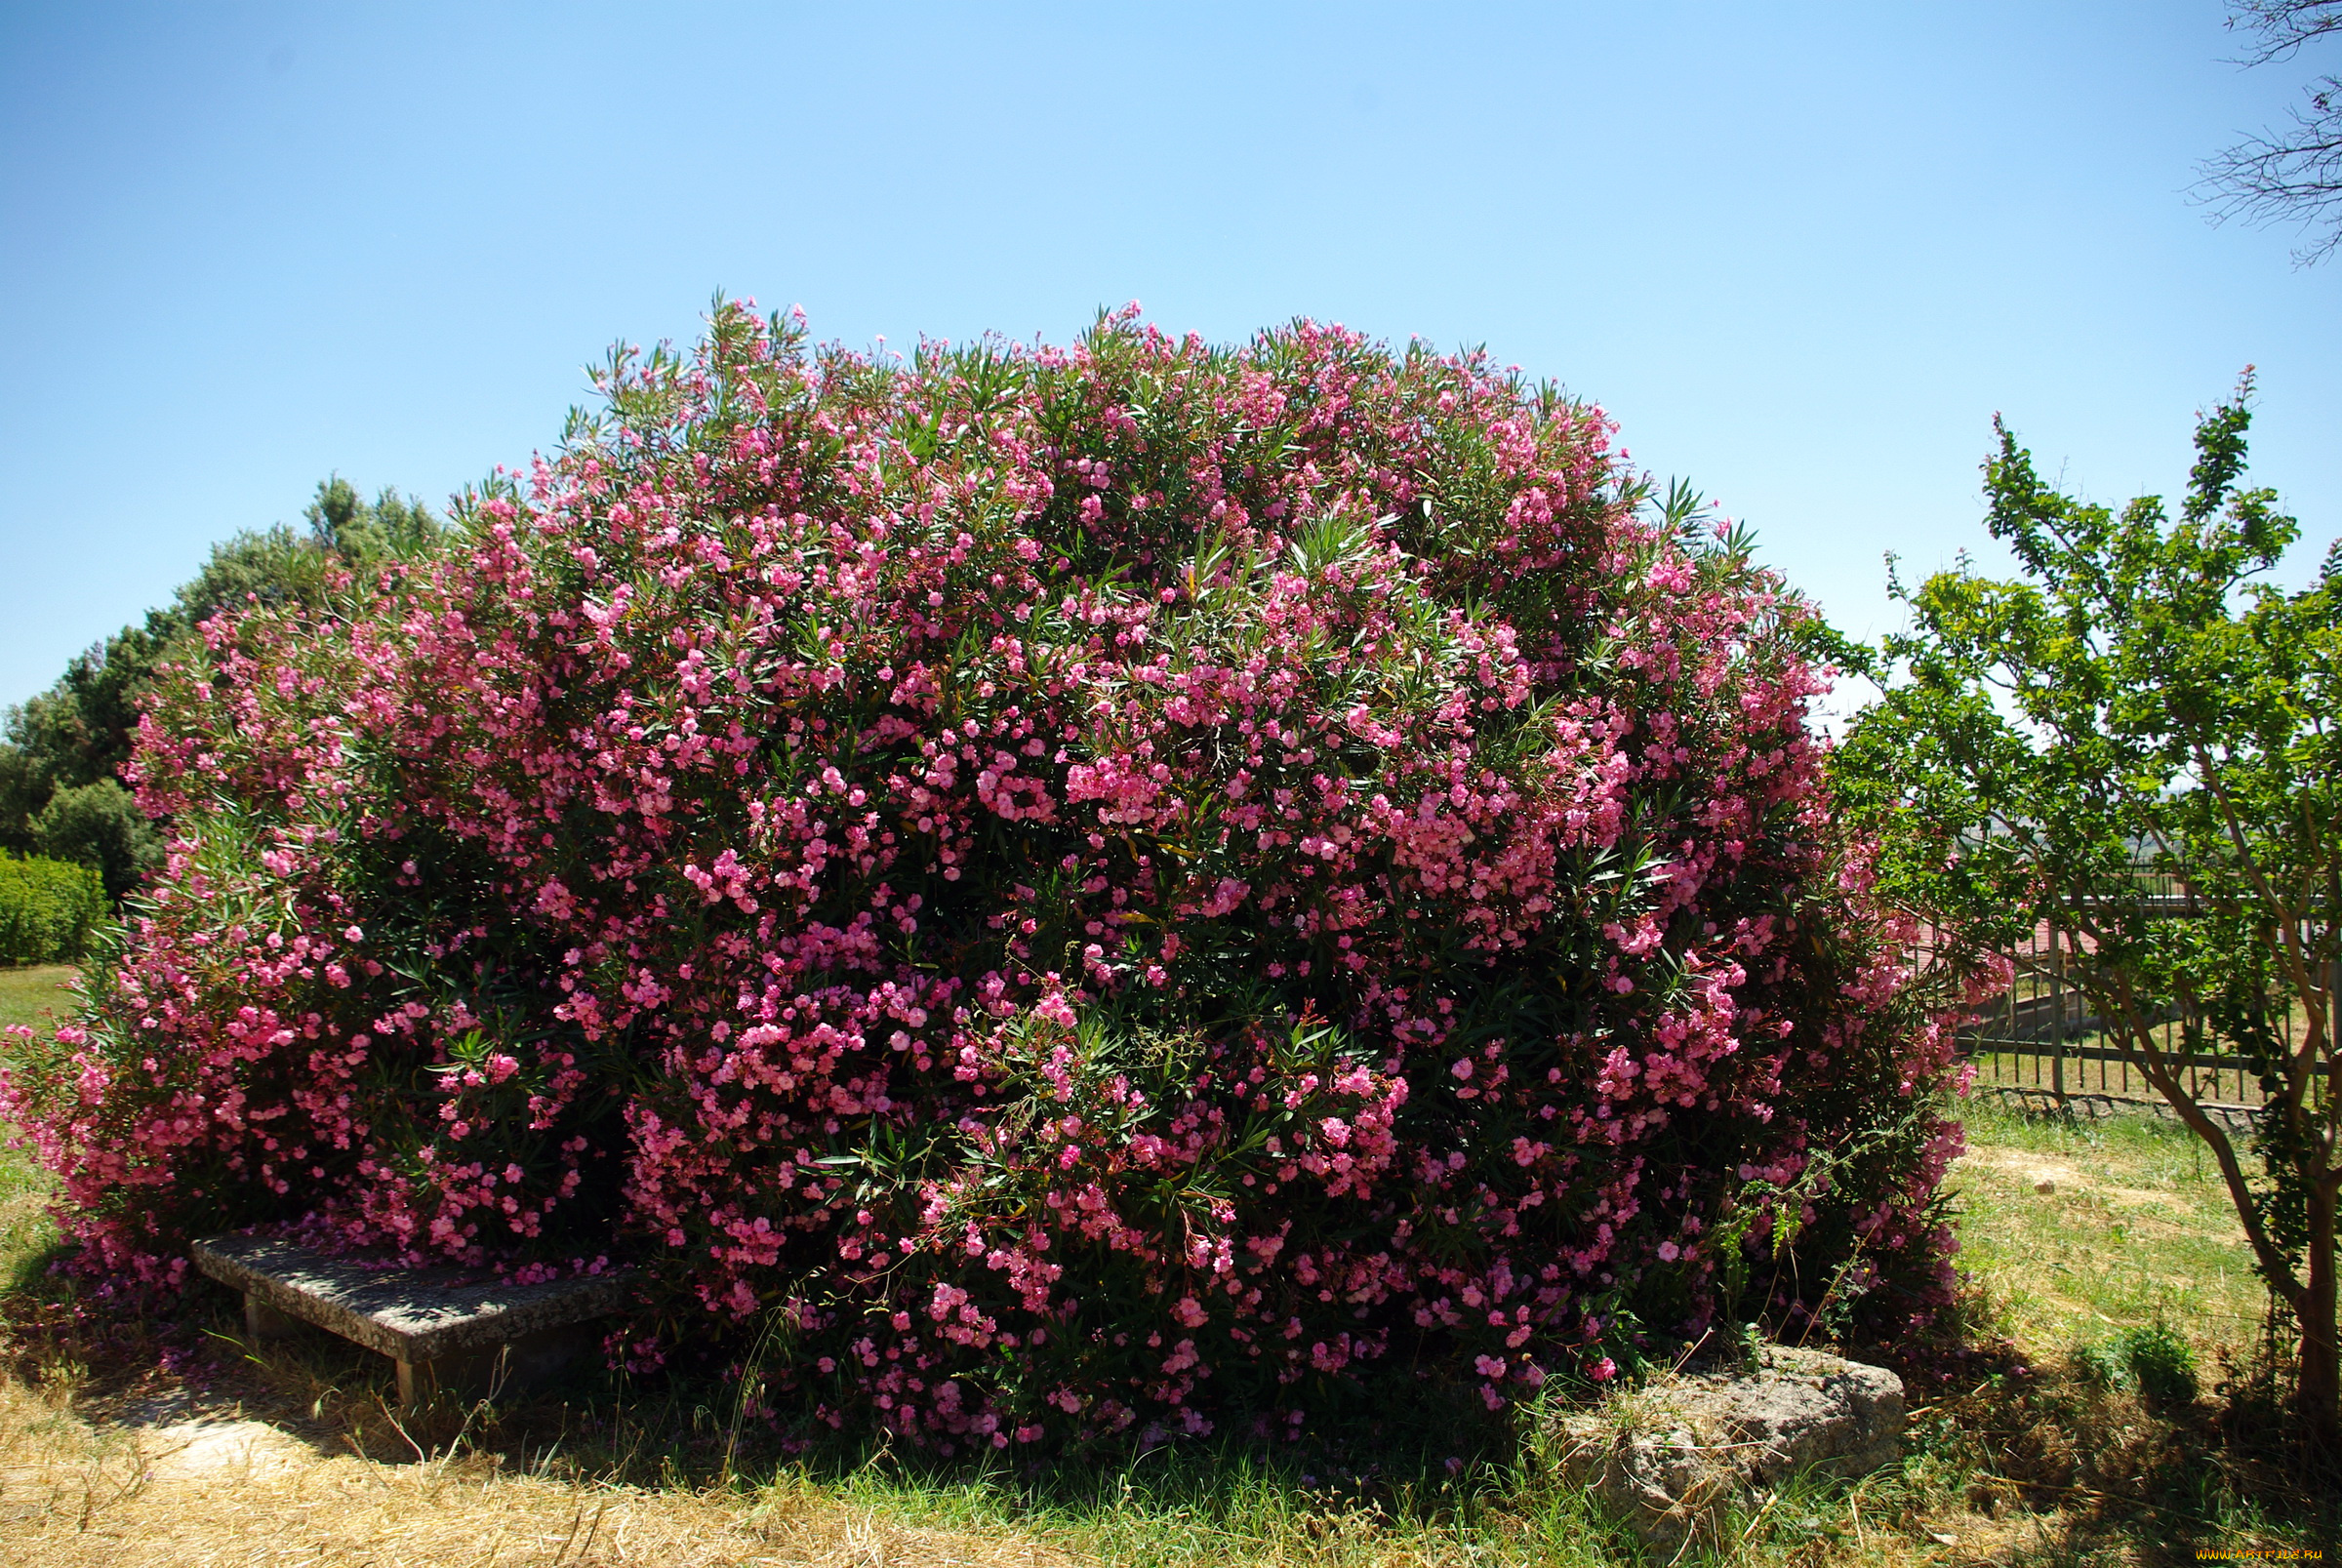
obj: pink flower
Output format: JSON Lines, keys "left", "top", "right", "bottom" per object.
{"left": 10, "top": 299, "right": 1959, "bottom": 1458}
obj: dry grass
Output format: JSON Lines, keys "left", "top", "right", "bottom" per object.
{"left": 1, "top": 965, "right": 2333, "bottom": 1566}
{"left": 0, "top": 1374, "right": 1084, "bottom": 1568}
{"left": 1942, "top": 1101, "right": 2271, "bottom": 1363}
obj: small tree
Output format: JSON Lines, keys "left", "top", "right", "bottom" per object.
{"left": 1835, "top": 375, "right": 2341, "bottom": 1444}
{"left": 31, "top": 781, "right": 161, "bottom": 901}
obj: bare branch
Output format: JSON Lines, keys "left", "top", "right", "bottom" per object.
{"left": 2202, "top": 5, "right": 2342, "bottom": 263}
{"left": 2226, "top": 0, "right": 2342, "bottom": 66}
{"left": 2199, "top": 92, "right": 2342, "bottom": 262}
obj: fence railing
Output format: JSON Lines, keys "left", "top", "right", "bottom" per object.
{"left": 1920, "top": 867, "right": 2335, "bottom": 1113}
{"left": 1955, "top": 984, "right": 2271, "bottom": 1108}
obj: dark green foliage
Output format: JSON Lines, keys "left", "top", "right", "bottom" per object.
{"left": 2118, "top": 1321, "right": 2201, "bottom": 1404}
{"left": 2077, "top": 1321, "right": 2201, "bottom": 1405}
{"left": 0, "top": 852, "right": 107, "bottom": 966}
{"left": 303, "top": 474, "right": 440, "bottom": 565}
{"left": 0, "top": 748, "right": 38, "bottom": 860}
{"left": 0, "top": 619, "right": 172, "bottom": 853}
{"left": 0, "top": 477, "right": 443, "bottom": 884}
{"left": 31, "top": 782, "right": 162, "bottom": 902}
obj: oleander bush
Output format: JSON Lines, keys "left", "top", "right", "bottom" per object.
{"left": 0, "top": 851, "right": 106, "bottom": 965}
{"left": 1, "top": 303, "right": 1962, "bottom": 1450}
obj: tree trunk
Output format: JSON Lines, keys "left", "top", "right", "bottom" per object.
{"left": 2301, "top": 1177, "right": 2340, "bottom": 1451}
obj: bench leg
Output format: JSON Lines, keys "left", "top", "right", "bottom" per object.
{"left": 394, "top": 1348, "right": 503, "bottom": 1410}
{"left": 396, "top": 1328, "right": 586, "bottom": 1410}
{"left": 244, "top": 1290, "right": 297, "bottom": 1342}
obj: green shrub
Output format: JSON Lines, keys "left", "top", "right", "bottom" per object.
{"left": 2076, "top": 1321, "right": 2199, "bottom": 1404}
{"left": 31, "top": 780, "right": 162, "bottom": 901}
{"left": 0, "top": 852, "right": 106, "bottom": 965}
{"left": 2118, "top": 1321, "right": 2199, "bottom": 1404}
{"left": 4, "top": 304, "right": 1963, "bottom": 1448}
{"left": 2074, "top": 1338, "right": 2126, "bottom": 1390}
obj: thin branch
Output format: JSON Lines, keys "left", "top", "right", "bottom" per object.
{"left": 2200, "top": 9, "right": 2342, "bottom": 265}
{"left": 2225, "top": 0, "right": 2342, "bottom": 66}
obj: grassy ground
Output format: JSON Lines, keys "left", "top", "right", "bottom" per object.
{"left": 1946, "top": 1099, "right": 2273, "bottom": 1364}
{"left": 0, "top": 968, "right": 2330, "bottom": 1566}
{"left": 0, "top": 963, "right": 79, "bottom": 1034}
{"left": 0, "top": 964, "right": 75, "bottom": 1294}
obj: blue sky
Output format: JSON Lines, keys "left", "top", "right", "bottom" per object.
{"left": 4, "top": 1, "right": 2335, "bottom": 715}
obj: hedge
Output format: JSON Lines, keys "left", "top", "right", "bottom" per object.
{"left": 0, "top": 851, "right": 105, "bottom": 966}
{"left": 1, "top": 304, "right": 1962, "bottom": 1450}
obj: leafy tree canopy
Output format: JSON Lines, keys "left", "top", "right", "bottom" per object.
{"left": 0, "top": 478, "right": 443, "bottom": 873}
{"left": 1834, "top": 374, "right": 2342, "bottom": 1444}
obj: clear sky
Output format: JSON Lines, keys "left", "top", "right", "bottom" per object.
{"left": 4, "top": 1, "right": 2335, "bottom": 715}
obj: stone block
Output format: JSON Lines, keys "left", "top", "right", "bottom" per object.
{"left": 1548, "top": 1344, "right": 1905, "bottom": 1553}
{"left": 193, "top": 1232, "right": 629, "bottom": 1409}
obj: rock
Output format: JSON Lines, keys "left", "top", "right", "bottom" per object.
{"left": 1547, "top": 1344, "right": 1905, "bottom": 1553}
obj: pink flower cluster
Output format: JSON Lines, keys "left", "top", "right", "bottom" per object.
{"left": 0, "top": 303, "right": 1959, "bottom": 1447}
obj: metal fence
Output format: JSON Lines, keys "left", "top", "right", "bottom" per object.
{"left": 1924, "top": 870, "right": 2335, "bottom": 1113}
{"left": 1950, "top": 926, "right": 2270, "bottom": 1109}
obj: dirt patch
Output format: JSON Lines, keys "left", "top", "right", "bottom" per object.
{"left": 1953, "top": 1147, "right": 2201, "bottom": 1220}
{"left": 138, "top": 1415, "right": 316, "bottom": 1481}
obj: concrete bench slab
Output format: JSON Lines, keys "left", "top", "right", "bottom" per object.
{"left": 192, "top": 1233, "right": 629, "bottom": 1409}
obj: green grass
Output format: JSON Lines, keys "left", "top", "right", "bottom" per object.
{"left": 0, "top": 964, "right": 78, "bottom": 1035}
{"left": 771, "top": 1451, "right": 1627, "bottom": 1568}
{"left": 1944, "top": 1097, "right": 2271, "bottom": 1365}
{"left": 0, "top": 964, "right": 72, "bottom": 1293}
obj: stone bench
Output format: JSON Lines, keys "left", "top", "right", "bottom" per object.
{"left": 192, "top": 1233, "right": 629, "bottom": 1409}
